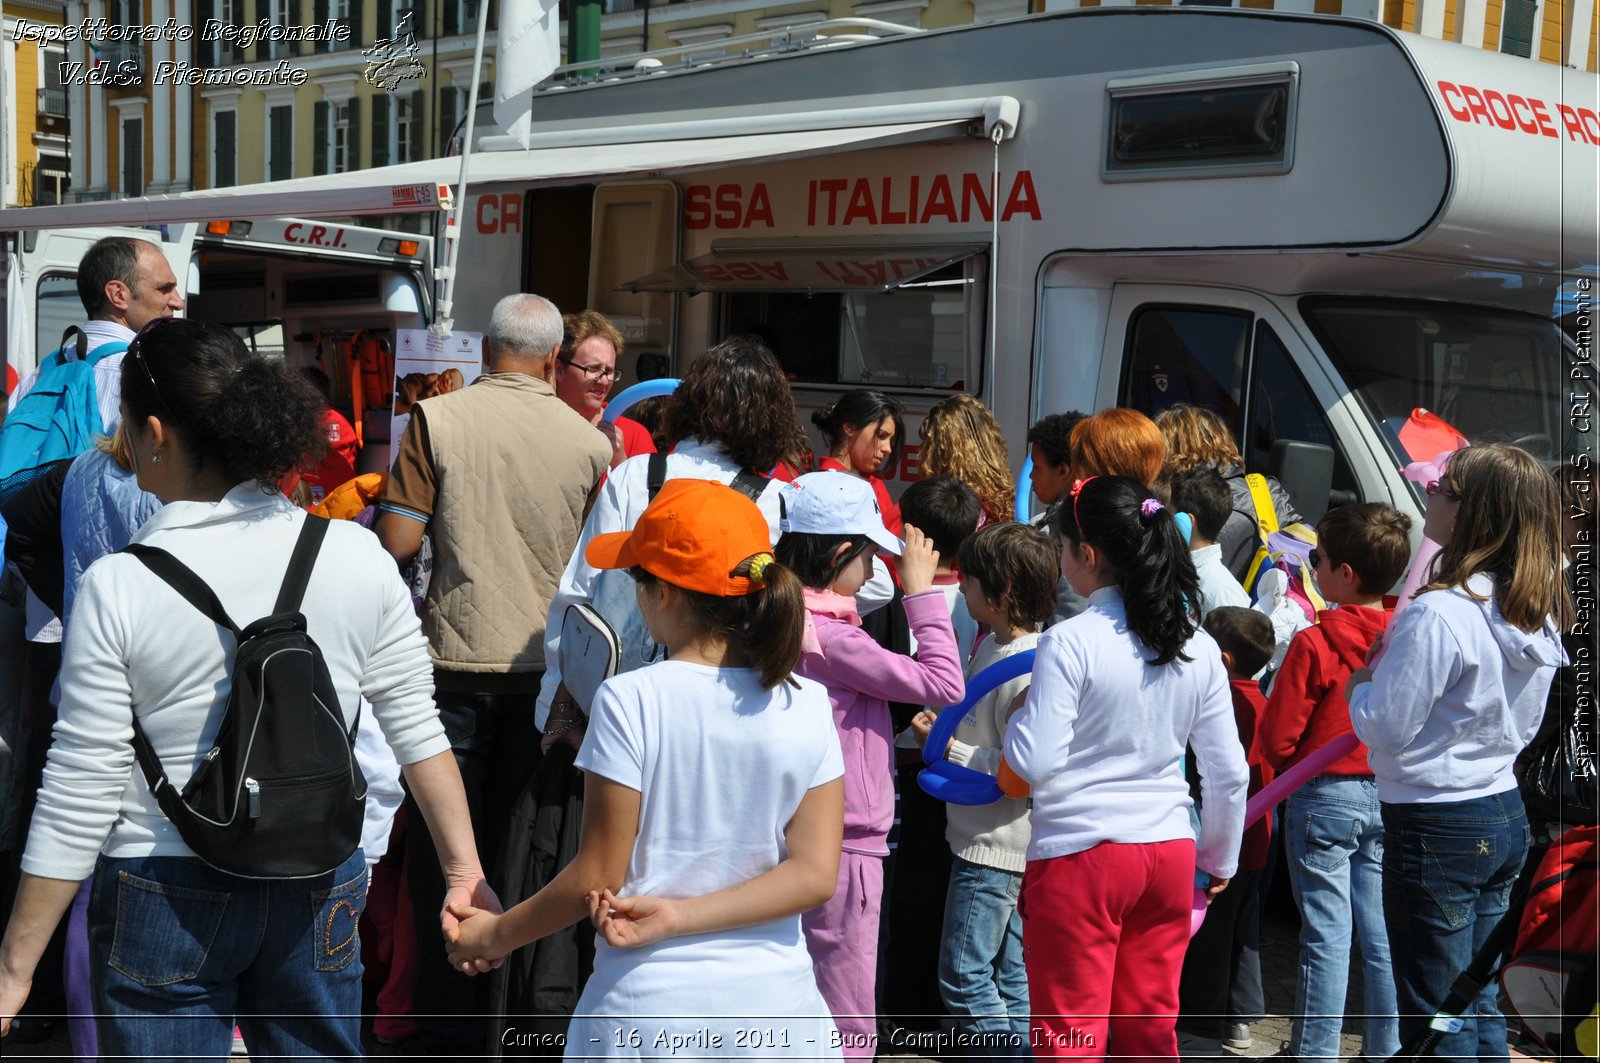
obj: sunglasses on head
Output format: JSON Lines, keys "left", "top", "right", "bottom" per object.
{"left": 127, "top": 317, "right": 177, "bottom": 417}
{"left": 1425, "top": 479, "right": 1459, "bottom": 501}
{"left": 1309, "top": 548, "right": 1323, "bottom": 569}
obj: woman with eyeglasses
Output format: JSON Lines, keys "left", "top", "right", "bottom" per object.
{"left": 555, "top": 310, "right": 657, "bottom": 469}
{"left": 0, "top": 318, "right": 490, "bottom": 1060}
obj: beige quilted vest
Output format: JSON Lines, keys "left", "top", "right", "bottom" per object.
{"left": 418, "top": 372, "right": 610, "bottom": 675}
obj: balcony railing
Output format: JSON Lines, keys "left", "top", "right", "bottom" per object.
{"left": 97, "top": 39, "right": 144, "bottom": 75}
{"left": 37, "top": 87, "right": 67, "bottom": 116}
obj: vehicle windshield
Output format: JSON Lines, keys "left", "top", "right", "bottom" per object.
{"left": 1301, "top": 297, "right": 1589, "bottom": 486}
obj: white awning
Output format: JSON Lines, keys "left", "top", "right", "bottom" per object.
{"left": 0, "top": 118, "right": 974, "bottom": 231}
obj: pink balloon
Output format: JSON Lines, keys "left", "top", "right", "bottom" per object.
{"left": 1245, "top": 732, "right": 1361, "bottom": 827}
{"left": 1192, "top": 734, "right": 1362, "bottom": 940}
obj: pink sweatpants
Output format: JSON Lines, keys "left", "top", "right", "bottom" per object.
{"left": 1020, "top": 839, "right": 1196, "bottom": 1062}
{"left": 802, "top": 851, "right": 884, "bottom": 1063}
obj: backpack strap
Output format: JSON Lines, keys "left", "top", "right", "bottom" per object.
{"left": 119, "top": 543, "right": 243, "bottom": 807}
{"left": 121, "top": 544, "right": 244, "bottom": 637}
{"left": 1244, "top": 473, "right": 1280, "bottom": 536}
{"left": 58, "top": 326, "right": 89, "bottom": 363}
{"left": 274, "top": 516, "right": 330, "bottom": 615}
{"left": 646, "top": 450, "right": 669, "bottom": 501}
{"left": 729, "top": 468, "right": 768, "bottom": 502}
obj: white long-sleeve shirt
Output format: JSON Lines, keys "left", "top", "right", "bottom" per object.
{"left": 1004, "top": 586, "right": 1248, "bottom": 879}
{"left": 536, "top": 437, "right": 893, "bottom": 727}
{"left": 1349, "top": 573, "right": 1564, "bottom": 805}
{"left": 22, "top": 483, "right": 450, "bottom": 880}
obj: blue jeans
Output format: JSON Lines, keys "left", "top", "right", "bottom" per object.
{"left": 1284, "top": 775, "right": 1399, "bottom": 1060}
{"left": 89, "top": 849, "right": 367, "bottom": 1061}
{"left": 1382, "top": 790, "right": 1530, "bottom": 1063}
{"left": 938, "top": 856, "right": 1030, "bottom": 1057}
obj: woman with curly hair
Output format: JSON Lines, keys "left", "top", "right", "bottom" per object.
{"left": 1154, "top": 404, "right": 1300, "bottom": 581}
{"left": 919, "top": 394, "right": 1014, "bottom": 524}
{"left": 540, "top": 337, "right": 868, "bottom": 743}
{"left": 0, "top": 319, "right": 487, "bottom": 1059}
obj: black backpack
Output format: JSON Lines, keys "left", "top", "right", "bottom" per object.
{"left": 122, "top": 516, "right": 367, "bottom": 879}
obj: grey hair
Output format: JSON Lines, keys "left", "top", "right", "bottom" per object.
{"left": 487, "top": 293, "right": 562, "bottom": 358}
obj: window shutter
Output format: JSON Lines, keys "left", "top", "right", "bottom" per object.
{"left": 487, "top": 0, "right": 497, "bottom": 31}
{"left": 270, "top": 107, "right": 293, "bottom": 180}
{"left": 123, "top": 118, "right": 143, "bottom": 197}
{"left": 377, "top": 1, "right": 392, "bottom": 43}
{"left": 199, "top": 0, "right": 216, "bottom": 66}
{"left": 411, "top": 88, "right": 427, "bottom": 160}
{"left": 214, "top": 110, "right": 235, "bottom": 187}
{"left": 1500, "top": 0, "right": 1538, "bottom": 57}
{"left": 348, "top": 93, "right": 363, "bottom": 167}
{"left": 371, "top": 93, "right": 390, "bottom": 167}
{"left": 315, "top": 0, "right": 330, "bottom": 52}
{"left": 444, "top": 0, "right": 460, "bottom": 36}
{"left": 437, "top": 86, "right": 459, "bottom": 155}
{"left": 314, "top": 100, "right": 329, "bottom": 175}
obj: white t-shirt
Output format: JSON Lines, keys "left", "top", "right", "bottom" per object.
{"left": 569, "top": 661, "right": 844, "bottom": 1059}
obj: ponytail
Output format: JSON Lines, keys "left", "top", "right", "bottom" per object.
{"left": 636, "top": 553, "right": 806, "bottom": 688}
{"left": 1059, "top": 475, "right": 1198, "bottom": 665}
{"left": 737, "top": 559, "right": 805, "bottom": 688}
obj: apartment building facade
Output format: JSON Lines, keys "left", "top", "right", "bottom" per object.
{"left": 2, "top": 1, "right": 70, "bottom": 207}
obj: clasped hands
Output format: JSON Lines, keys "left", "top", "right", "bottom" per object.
{"left": 443, "top": 885, "right": 679, "bottom": 973}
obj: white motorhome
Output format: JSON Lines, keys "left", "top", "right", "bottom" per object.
{"left": 3, "top": 8, "right": 1594, "bottom": 522}
{"left": 1, "top": 217, "right": 432, "bottom": 452}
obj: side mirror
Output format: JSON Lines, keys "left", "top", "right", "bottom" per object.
{"left": 1270, "top": 439, "right": 1335, "bottom": 524}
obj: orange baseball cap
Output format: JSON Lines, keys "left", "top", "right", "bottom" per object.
{"left": 585, "top": 478, "right": 774, "bottom": 597}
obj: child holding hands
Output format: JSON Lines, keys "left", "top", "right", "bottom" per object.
{"left": 445, "top": 479, "right": 847, "bottom": 1059}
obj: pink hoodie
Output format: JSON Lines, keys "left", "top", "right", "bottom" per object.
{"left": 796, "top": 588, "right": 966, "bottom": 855}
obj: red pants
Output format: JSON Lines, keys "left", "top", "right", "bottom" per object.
{"left": 1020, "top": 839, "right": 1196, "bottom": 1062}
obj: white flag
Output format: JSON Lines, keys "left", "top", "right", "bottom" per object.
{"left": 495, "top": 0, "right": 562, "bottom": 148}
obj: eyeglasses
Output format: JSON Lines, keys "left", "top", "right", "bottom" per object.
{"left": 127, "top": 317, "right": 176, "bottom": 418}
{"left": 559, "top": 357, "right": 620, "bottom": 385}
{"left": 1425, "top": 479, "right": 1460, "bottom": 501}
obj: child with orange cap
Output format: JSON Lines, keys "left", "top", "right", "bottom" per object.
{"left": 446, "top": 478, "right": 847, "bottom": 1059}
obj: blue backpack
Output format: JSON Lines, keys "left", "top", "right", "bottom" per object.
{"left": 0, "top": 327, "right": 128, "bottom": 503}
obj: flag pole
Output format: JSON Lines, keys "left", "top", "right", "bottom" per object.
{"left": 430, "top": 0, "right": 494, "bottom": 338}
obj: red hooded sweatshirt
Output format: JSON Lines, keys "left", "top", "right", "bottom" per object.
{"left": 1229, "top": 677, "right": 1275, "bottom": 872}
{"left": 1261, "top": 604, "right": 1392, "bottom": 777}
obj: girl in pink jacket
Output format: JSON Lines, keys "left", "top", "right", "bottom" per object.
{"left": 776, "top": 471, "right": 967, "bottom": 1062}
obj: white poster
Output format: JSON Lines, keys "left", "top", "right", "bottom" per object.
{"left": 390, "top": 328, "right": 484, "bottom": 465}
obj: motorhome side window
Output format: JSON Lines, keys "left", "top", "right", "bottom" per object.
{"left": 1105, "top": 64, "right": 1298, "bottom": 180}
{"left": 724, "top": 259, "right": 982, "bottom": 390}
{"left": 1301, "top": 298, "right": 1580, "bottom": 483}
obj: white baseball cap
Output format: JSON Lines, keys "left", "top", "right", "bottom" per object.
{"left": 781, "top": 471, "right": 903, "bottom": 556}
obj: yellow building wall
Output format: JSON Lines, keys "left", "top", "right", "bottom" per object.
{"left": 1591, "top": 3, "right": 1598, "bottom": 70}
{"left": 14, "top": 43, "right": 40, "bottom": 201}
{"left": 238, "top": 97, "right": 266, "bottom": 188}
{"left": 1541, "top": 0, "right": 1599, "bottom": 68}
